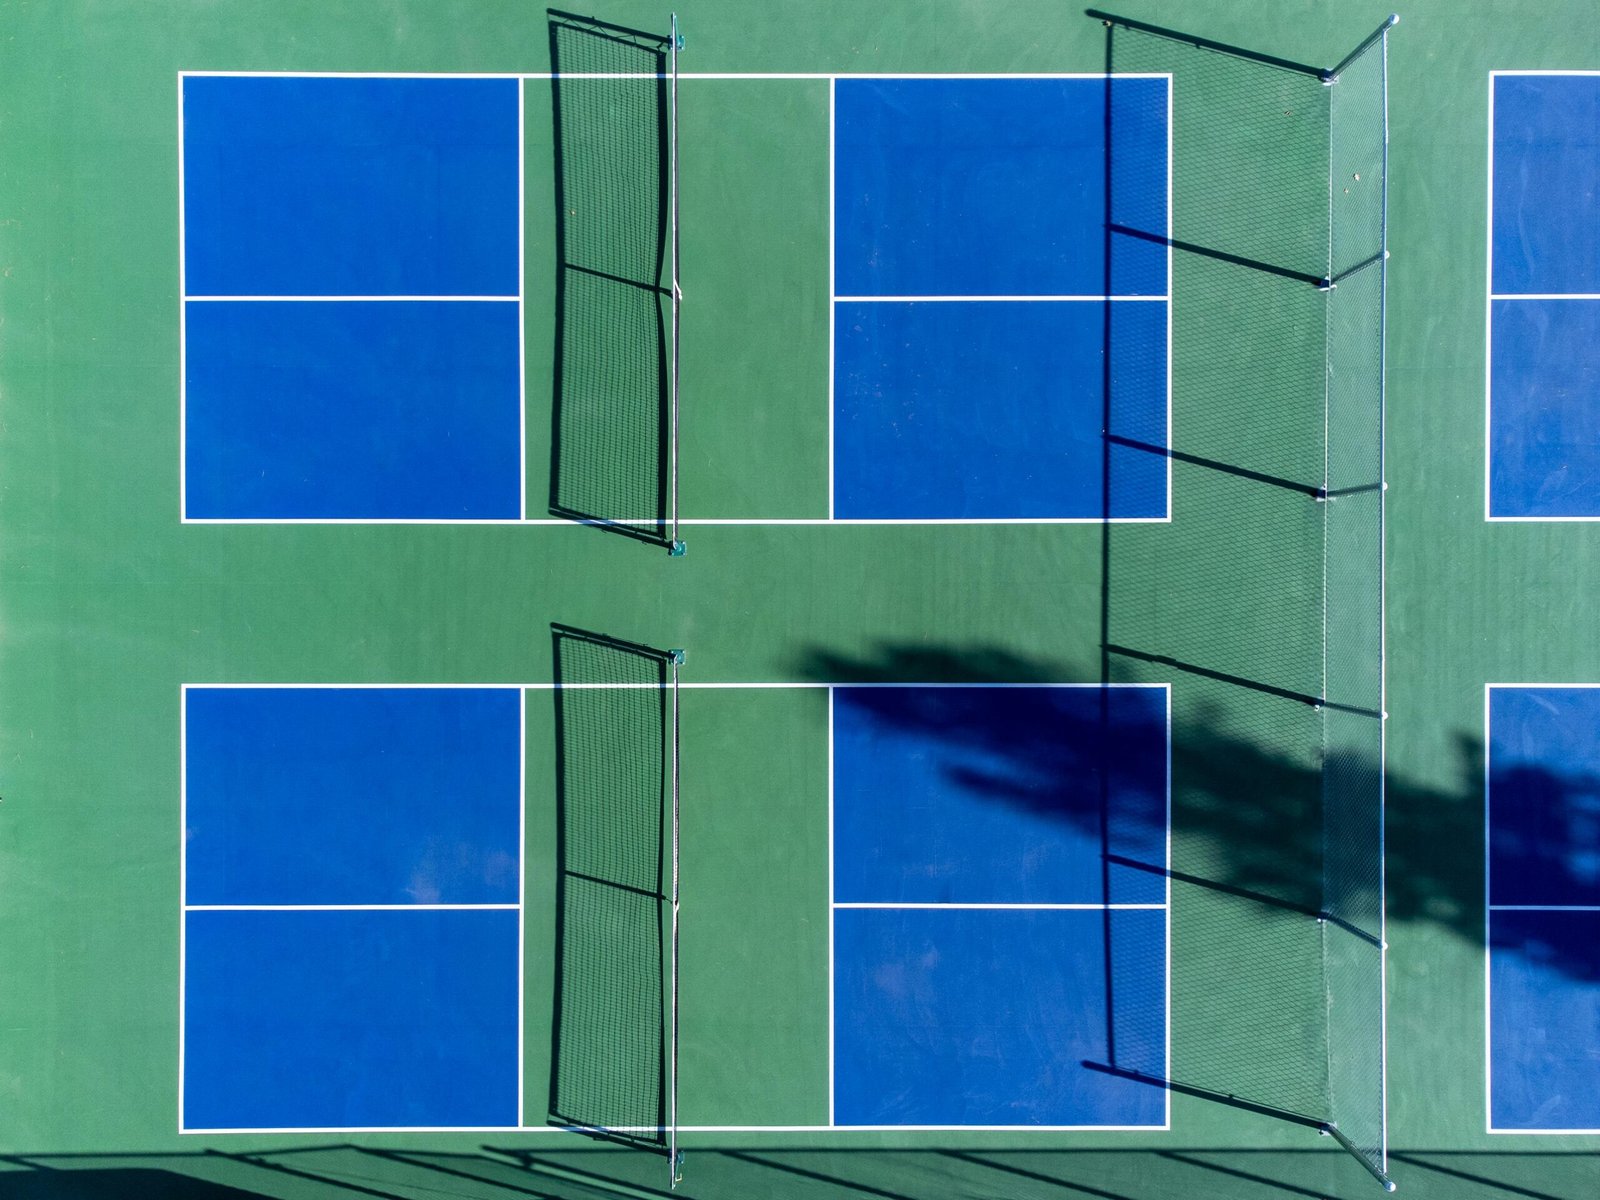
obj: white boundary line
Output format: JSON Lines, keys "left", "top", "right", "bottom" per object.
{"left": 182, "top": 680, "right": 1164, "bottom": 690}
{"left": 1485, "top": 72, "right": 1496, "bottom": 523}
{"left": 1483, "top": 682, "right": 1600, "bottom": 1135}
{"left": 826, "top": 74, "right": 1174, "bottom": 526}
{"left": 518, "top": 686, "right": 526, "bottom": 1128}
{"left": 826, "top": 681, "right": 1171, "bottom": 1132}
{"left": 182, "top": 294, "right": 518, "bottom": 302}
{"left": 1485, "top": 72, "right": 1600, "bottom": 523}
{"left": 178, "top": 71, "right": 1178, "bottom": 82}
{"left": 827, "top": 77, "right": 836, "bottom": 521}
{"left": 183, "top": 903, "right": 518, "bottom": 912}
{"left": 177, "top": 76, "right": 188, "bottom": 524}
{"left": 178, "top": 516, "right": 1171, "bottom": 525}
{"left": 1165, "top": 71, "right": 1175, "bottom": 524}
{"left": 517, "top": 77, "right": 527, "bottom": 523}
{"left": 834, "top": 294, "right": 1169, "bottom": 303}
{"left": 178, "top": 71, "right": 1176, "bottom": 528}
{"left": 826, "top": 686, "right": 836, "bottom": 1124}
{"left": 177, "top": 687, "right": 187, "bottom": 1132}
{"left": 834, "top": 901, "right": 1165, "bottom": 910}
{"left": 179, "top": 1121, "right": 1175, "bottom": 1134}
{"left": 178, "top": 683, "right": 527, "bottom": 1135}
{"left": 181, "top": 680, "right": 1169, "bottom": 1136}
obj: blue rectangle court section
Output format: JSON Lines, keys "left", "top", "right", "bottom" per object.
{"left": 832, "top": 685, "right": 1167, "bottom": 905}
{"left": 834, "top": 299, "right": 1167, "bottom": 520}
{"left": 832, "top": 77, "right": 1169, "bottom": 521}
{"left": 834, "top": 78, "right": 1168, "bottom": 298}
{"left": 1491, "top": 75, "right": 1600, "bottom": 298}
{"left": 1486, "top": 686, "right": 1600, "bottom": 1132}
{"left": 834, "top": 907, "right": 1166, "bottom": 1127}
{"left": 181, "top": 75, "right": 523, "bottom": 520}
{"left": 183, "top": 908, "right": 520, "bottom": 1130}
{"left": 184, "top": 687, "right": 522, "bottom": 907}
{"left": 184, "top": 301, "right": 522, "bottom": 519}
{"left": 182, "top": 76, "right": 520, "bottom": 297}
{"left": 1489, "top": 74, "right": 1600, "bottom": 518}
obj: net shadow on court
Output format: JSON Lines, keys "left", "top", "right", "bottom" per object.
{"left": 546, "top": 11, "right": 675, "bottom": 548}
{"left": 547, "top": 624, "right": 676, "bottom": 1156}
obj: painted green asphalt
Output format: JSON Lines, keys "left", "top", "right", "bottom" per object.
{"left": 3, "top": 1, "right": 1598, "bottom": 1195}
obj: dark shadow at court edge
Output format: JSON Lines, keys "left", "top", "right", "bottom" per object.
{"left": 4, "top": 1147, "right": 1599, "bottom": 1200}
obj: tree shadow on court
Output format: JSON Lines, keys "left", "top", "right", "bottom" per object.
{"left": 798, "top": 638, "right": 1600, "bottom": 1172}
{"left": 546, "top": 10, "right": 677, "bottom": 550}
{"left": 6, "top": 1146, "right": 1599, "bottom": 1200}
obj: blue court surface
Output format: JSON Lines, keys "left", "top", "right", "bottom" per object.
{"left": 1485, "top": 685, "right": 1600, "bottom": 1132}
{"left": 181, "top": 686, "right": 524, "bottom": 1131}
{"left": 831, "top": 684, "right": 1169, "bottom": 1127}
{"left": 832, "top": 77, "right": 1170, "bottom": 521}
{"left": 1488, "top": 73, "right": 1600, "bottom": 519}
{"left": 181, "top": 76, "right": 524, "bottom": 521}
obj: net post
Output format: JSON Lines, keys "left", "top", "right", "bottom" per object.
{"left": 1323, "top": 13, "right": 1399, "bottom": 85}
{"left": 668, "top": 13, "right": 683, "bottom": 558}
{"left": 1322, "top": 1123, "right": 1397, "bottom": 1191}
{"left": 667, "top": 645, "right": 684, "bottom": 1188}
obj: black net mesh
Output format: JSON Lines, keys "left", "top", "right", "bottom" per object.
{"left": 1101, "top": 14, "right": 1390, "bottom": 1184}
{"left": 548, "top": 14, "right": 672, "bottom": 542}
{"left": 1322, "top": 31, "right": 1390, "bottom": 1179}
{"left": 549, "top": 626, "right": 672, "bottom": 1148}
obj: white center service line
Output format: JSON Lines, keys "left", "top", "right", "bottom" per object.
{"left": 183, "top": 295, "right": 519, "bottom": 303}
{"left": 184, "top": 903, "right": 519, "bottom": 912}
{"left": 834, "top": 294, "right": 1168, "bottom": 303}
{"left": 833, "top": 901, "right": 1165, "bottom": 911}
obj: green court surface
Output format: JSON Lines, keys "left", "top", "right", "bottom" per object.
{"left": 3, "top": 1, "right": 1600, "bottom": 1196}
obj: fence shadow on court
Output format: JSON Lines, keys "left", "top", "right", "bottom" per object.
{"left": 546, "top": 11, "right": 676, "bottom": 548}
{"left": 799, "top": 638, "right": 1600, "bottom": 1175}
{"left": 5, "top": 1146, "right": 1599, "bottom": 1200}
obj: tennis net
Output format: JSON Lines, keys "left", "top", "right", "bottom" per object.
{"left": 547, "top": 11, "right": 683, "bottom": 553}
{"left": 548, "top": 624, "right": 685, "bottom": 1187}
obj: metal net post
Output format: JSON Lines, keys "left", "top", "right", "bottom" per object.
{"left": 668, "top": 13, "right": 685, "bottom": 556}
